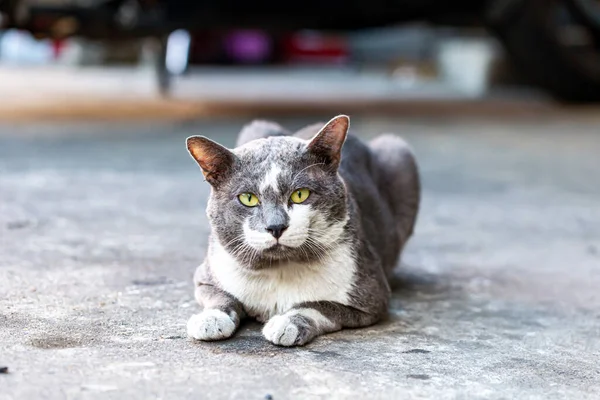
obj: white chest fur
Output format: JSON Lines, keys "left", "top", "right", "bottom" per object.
{"left": 208, "top": 241, "right": 357, "bottom": 321}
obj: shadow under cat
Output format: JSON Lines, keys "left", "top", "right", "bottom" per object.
{"left": 194, "top": 265, "right": 458, "bottom": 355}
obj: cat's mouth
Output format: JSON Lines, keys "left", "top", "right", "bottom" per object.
{"left": 261, "top": 242, "right": 292, "bottom": 258}
{"left": 264, "top": 242, "right": 285, "bottom": 251}
{"left": 240, "top": 239, "right": 322, "bottom": 268}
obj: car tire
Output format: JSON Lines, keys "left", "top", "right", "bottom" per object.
{"left": 491, "top": 0, "right": 600, "bottom": 102}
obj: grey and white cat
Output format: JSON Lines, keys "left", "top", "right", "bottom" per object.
{"left": 185, "top": 115, "right": 419, "bottom": 346}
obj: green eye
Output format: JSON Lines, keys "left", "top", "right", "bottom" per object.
{"left": 238, "top": 193, "right": 259, "bottom": 207}
{"left": 290, "top": 188, "right": 310, "bottom": 204}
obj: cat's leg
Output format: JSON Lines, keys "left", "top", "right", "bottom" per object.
{"left": 369, "top": 134, "right": 420, "bottom": 240}
{"left": 187, "top": 283, "right": 245, "bottom": 341}
{"left": 262, "top": 301, "right": 381, "bottom": 347}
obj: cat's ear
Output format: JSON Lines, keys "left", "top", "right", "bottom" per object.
{"left": 186, "top": 136, "right": 236, "bottom": 186}
{"left": 307, "top": 115, "right": 349, "bottom": 169}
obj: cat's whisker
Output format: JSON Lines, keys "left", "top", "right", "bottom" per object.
{"left": 230, "top": 241, "right": 254, "bottom": 263}
{"left": 247, "top": 246, "right": 259, "bottom": 265}
{"left": 247, "top": 244, "right": 260, "bottom": 266}
{"left": 224, "top": 210, "right": 345, "bottom": 269}
{"left": 232, "top": 246, "right": 248, "bottom": 260}
{"left": 298, "top": 243, "right": 312, "bottom": 264}
{"left": 222, "top": 236, "right": 247, "bottom": 257}
{"left": 223, "top": 236, "right": 245, "bottom": 247}
{"left": 306, "top": 236, "right": 333, "bottom": 253}
{"left": 306, "top": 237, "right": 338, "bottom": 265}
{"left": 291, "top": 162, "right": 326, "bottom": 186}
{"left": 304, "top": 238, "right": 327, "bottom": 261}
{"left": 308, "top": 231, "right": 343, "bottom": 252}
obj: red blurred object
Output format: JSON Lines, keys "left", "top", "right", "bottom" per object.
{"left": 281, "top": 31, "right": 348, "bottom": 64}
{"left": 52, "top": 39, "right": 66, "bottom": 58}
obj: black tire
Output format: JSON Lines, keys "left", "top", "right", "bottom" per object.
{"left": 491, "top": 0, "right": 600, "bottom": 102}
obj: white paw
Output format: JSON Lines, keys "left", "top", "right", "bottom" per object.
{"left": 187, "top": 309, "right": 236, "bottom": 341}
{"left": 263, "top": 314, "right": 302, "bottom": 347}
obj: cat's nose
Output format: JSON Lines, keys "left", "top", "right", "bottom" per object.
{"left": 266, "top": 224, "right": 288, "bottom": 239}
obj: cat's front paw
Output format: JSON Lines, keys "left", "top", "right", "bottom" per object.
{"left": 263, "top": 314, "right": 315, "bottom": 347}
{"left": 187, "top": 309, "right": 236, "bottom": 341}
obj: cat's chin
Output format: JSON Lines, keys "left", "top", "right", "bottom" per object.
{"left": 261, "top": 243, "right": 290, "bottom": 259}
{"left": 242, "top": 244, "right": 313, "bottom": 270}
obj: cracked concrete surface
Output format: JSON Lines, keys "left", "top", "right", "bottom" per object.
{"left": 0, "top": 115, "right": 599, "bottom": 399}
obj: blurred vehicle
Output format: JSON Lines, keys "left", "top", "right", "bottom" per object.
{"left": 1, "top": 0, "right": 599, "bottom": 102}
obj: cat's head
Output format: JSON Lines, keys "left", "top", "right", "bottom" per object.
{"left": 187, "top": 115, "right": 350, "bottom": 269}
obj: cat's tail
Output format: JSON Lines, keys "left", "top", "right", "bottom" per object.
{"left": 236, "top": 120, "right": 290, "bottom": 147}
{"left": 369, "top": 134, "right": 420, "bottom": 242}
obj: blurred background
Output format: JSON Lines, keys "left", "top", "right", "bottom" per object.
{"left": 1, "top": 0, "right": 600, "bottom": 115}
{"left": 1, "top": 2, "right": 600, "bottom": 397}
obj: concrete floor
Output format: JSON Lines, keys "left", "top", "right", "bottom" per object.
{"left": 0, "top": 114, "right": 599, "bottom": 399}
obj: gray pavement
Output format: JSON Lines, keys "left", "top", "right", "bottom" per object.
{"left": 1, "top": 115, "right": 599, "bottom": 399}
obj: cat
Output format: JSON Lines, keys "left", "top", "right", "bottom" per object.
{"left": 185, "top": 115, "right": 420, "bottom": 346}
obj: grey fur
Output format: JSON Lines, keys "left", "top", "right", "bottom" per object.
{"left": 186, "top": 116, "right": 420, "bottom": 346}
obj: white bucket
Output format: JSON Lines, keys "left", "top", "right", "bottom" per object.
{"left": 437, "top": 38, "right": 496, "bottom": 97}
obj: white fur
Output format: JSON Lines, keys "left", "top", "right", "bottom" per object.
{"left": 292, "top": 308, "right": 336, "bottom": 330}
{"left": 263, "top": 314, "right": 300, "bottom": 346}
{"left": 208, "top": 240, "right": 356, "bottom": 321}
{"left": 262, "top": 308, "right": 335, "bottom": 346}
{"left": 187, "top": 309, "right": 236, "bottom": 341}
{"left": 310, "top": 212, "right": 349, "bottom": 248}
{"left": 242, "top": 204, "right": 312, "bottom": 250}
{"left": 259, "top": 164, "right": 282, "bottom": 194}
{"left": 235, "top": 136, "right": 307, "bottom": 154}
{"left": 243, "top": 219, "right": 276, "bottom": 251}
{"left": 278, "top": 204, "right": 311, "bottom": 248}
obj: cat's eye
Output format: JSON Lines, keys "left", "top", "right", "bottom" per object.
{"left": 290, "top": 188, "right": 310, "bottom": 204}
{"left": 238, "top": 193, "right": 259, "bottom": 207}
